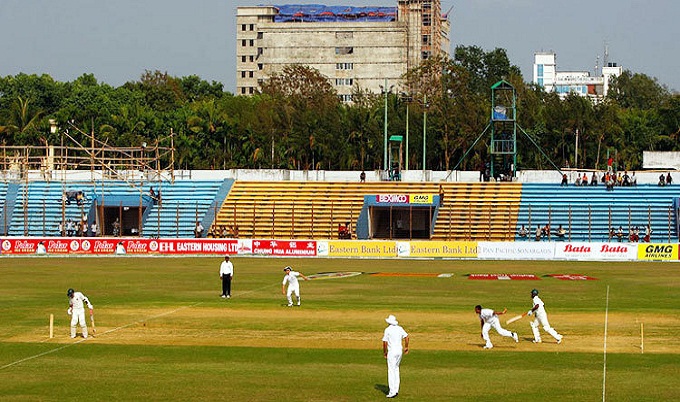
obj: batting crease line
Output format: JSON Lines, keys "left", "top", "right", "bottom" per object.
{"left": 1, "top": 284, "right": 275, "bottom": 371}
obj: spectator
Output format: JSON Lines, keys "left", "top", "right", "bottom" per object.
{"left": 666, "top": 172, "right": 673, "bottom": 185}
{"left": 629, "top": 226, "right": 639, "bottom": 242}
{"left": 608, "top": 227, "right": 616, "bottom": 242}
{"left": 76, "top": 191, "right": 84, "bottom": 206}
{"left": 541, "top": 224, "right": 550, "bottom": 239}
{"left": 194, "top": 221, "right": 204, "bottom": 238}
{"left": 575, "top": 173, "right": 582, "bottom": 186}
{"left": 66, "top": 218, "right": 75, "bottom": 236}
{"left": 518, "top": 225, "right": 528, "bottom": 238}
{"left": 616, "top": 172, "right": 623, "bottom": 186}
{"left": 438, "top": 184, "right": 444, "bottom": 207}
{"left": 90, "top": 221, "right": 98, "bottom": 237}
{"left": 221, "top": 225, "right": 228, "bottom": 238}
{"left": 112, "top": 218, "right": 120, "bottom": 236}
{"left": 560, "top": 174, "right": 568, "bottom": 186}
{"left": 590, "top": 172, "right": 598, "bottom": 186}
{"left": 658, "top": 173, "right": 666, "bottom": 186}
{"left": 554, "top": 225, "right": 566, "bottom": 239}
{"left": 149, "top": 187, "right": 158, "bottom": 204}
{"left": 631, "top": 171, "right": 637, "bottom": 186}
{"left": 229, "top": 225, "right": 239, "bottom": 238}
{"left": 622, "top": 171, "right": 631, "bottom": 186}
{"left": 616, "top": 226, "right": 624, "bottom": 242}
{"left": 582, "top": 172, "right": 588, "bottom": 186}
{"left": 535, "top": 225, "right": 542, "bottom": 241}
{"left": 338, "top": 222, "right": 350, "bottom": 239}
{"left": 58, "top": 221, "right": 65, "bottom": 237}
{"left": 360, "top": 170, "right": 366, "bottom": 183}
{"left": 607, "top": 156, "right": 614, "bottom": 172}
{"left": 643, "top": 224, "right": 653, "bottom": 242}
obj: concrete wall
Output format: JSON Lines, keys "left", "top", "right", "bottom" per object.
{"left": 8, "top": 168, "right": 675, "bottom": 185}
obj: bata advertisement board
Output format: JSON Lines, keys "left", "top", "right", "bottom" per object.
{"left": 478, "top": 242, "right": 555, "bottom": 260}
{"left": 0, "top": 237, "right": 244, "bottom": 255}
{"left": 553, "top": 242, "right": 638, "bottom": 260}
{"left": 396, "top": 241, "right": 477, "bottom": 258}
{"left": 251, "top": 239, "right": 317, "bottom": 256}
{"left": 637, "top": 243, "right": 678, "bottom": 261}
{"left": 316, "top": 240, "right": 397, "bottom": 257}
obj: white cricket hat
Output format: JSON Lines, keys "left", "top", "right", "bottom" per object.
{"left": 385, "top": 315, "right": 398, "bottom": 325}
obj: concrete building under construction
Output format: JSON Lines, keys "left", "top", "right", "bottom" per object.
{"left": 236, "top": 1, "right": 451, "bottom": 101}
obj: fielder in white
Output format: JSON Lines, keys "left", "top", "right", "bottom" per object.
{"left": 67, "top": 288, "right": 93, "bottom": 339}
{"left": 281, "top": 266, "right": 308, "bottom": 306}
{"left": 528, "top": 289, "right": 563, "bottom": 344}
{"left": 382, "top": 314, "right": 409, "bottom": 399}
{"left": 475, "top": 305, "right": 518, "bottom": 349}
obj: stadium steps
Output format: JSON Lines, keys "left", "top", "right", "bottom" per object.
{"left": 517, "top": 183, "right": 677, "bottom": 242}
{"left": 215, "top": 181, "right": 523, "bottom": 240}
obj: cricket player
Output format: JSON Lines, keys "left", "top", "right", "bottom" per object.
{"left": 67, "top": 288, "right": 93, "bottom": 339}
{"left": 382, "top": 314, "right": 409, "bottom": 398}
{"left": 281, "top": 266, "right": 308, "bottom": 306}
{"left": 475, "top": 305, "right": 518, "bottom": 349}
{"left": 528, "top": 289, "right": 563, "bottom": 344}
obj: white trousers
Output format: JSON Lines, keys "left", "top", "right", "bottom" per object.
{"left": 482, "top": 317, "right": 513, "bottom": 347}
{"left": 286, "top": 285, "right": 300, "bottom": 305}
{"left": 70, "top": 309, "right": 88, "bottom": 338}
{"left": 530, "top": 311, "right": 561, "bottom": 341}
{"left": 386, "top": 351, "right": 403, "bottom": 396}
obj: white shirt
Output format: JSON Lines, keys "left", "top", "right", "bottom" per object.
{"left": 69, "top": 292, "right": 93, "bottom": 311}
{"left": 282, "top": 271, "right": 301, "bottom": 288}
{"left": 382, "top": 324, "right": 408, "bottom": 353}
{"left": 532, "top": 295, "right": 546, "bottom": 315}
{"left": 479, "top": 308, "right": 496, "bottom": 323}
{"left": 220, "top": 260, "right": 233, "bottom": 277}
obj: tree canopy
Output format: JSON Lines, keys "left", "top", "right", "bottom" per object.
{"left": 0, "top": 46, "right": 678, "bottom": 172}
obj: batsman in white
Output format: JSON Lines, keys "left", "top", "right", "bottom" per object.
{"left": 528, "top": 289, "right": 563, "bottom": 344}
{"left": 281, "top": 266, "right": 309, "bottom": 306}
{"left": 475, "top": 305, "right": 518, "bottom": 349}
{"left": 67, "top": 288, "right": 93, "bottom": 339}
{"left": 382, "top": 314, "right": 409, "bottom": 399}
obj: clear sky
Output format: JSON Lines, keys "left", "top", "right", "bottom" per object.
{"left": 1, "top": 0, "right": 677, "bottom": 93}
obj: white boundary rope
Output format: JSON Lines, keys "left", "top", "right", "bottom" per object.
{"left": 602, "top": 285, "right": 610, "bottom": 402}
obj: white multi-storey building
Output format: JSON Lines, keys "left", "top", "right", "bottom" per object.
{"left": 533, "top": 52, "right": 622, "bottom": 102}
{"left": 236, "top": 1, "right": 450, "bottom": 101}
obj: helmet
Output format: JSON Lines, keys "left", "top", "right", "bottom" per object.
{"left": 283, "top": 266, "right": 292, "bottom": 271}
{"left": 67, "top": 288, "right": 74, "bottom": 297}
{"left": 531, "top": 289, "right": 539, "bottom": 296}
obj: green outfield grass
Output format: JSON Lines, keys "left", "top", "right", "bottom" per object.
{"left": 0, "top": 257, "right": 678, "bottom": 401}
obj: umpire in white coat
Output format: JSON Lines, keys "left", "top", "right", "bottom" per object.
{"left": 382, "top": 314, "right": 409, "bottom": 398}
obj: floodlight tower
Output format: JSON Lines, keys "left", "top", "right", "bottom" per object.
{"left": 489, "top": 80, "right": 517, "bottom": 180}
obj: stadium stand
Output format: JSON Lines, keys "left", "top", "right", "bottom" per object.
{"left": 516, "top": 184, "right": 677, "bottom": 242}
{"left": 215, "top": 181, "right": 521, "bottom": 241}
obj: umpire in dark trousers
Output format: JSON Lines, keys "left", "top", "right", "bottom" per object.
{"left": 219, "top": 255, "right": 234, "bottom": 299}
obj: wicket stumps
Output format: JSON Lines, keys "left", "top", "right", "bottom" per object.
{"left": 49, "top": 314, "right": 54, "bottom": 339}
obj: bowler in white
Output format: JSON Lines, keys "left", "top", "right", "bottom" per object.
{"left": 475, "top": 305, "right": 518, "bottom": 349}
{"left": 382, "top": 314, "right": 409, "bottom": 398}
{"left": 528, "top": 289, "right": 563, "bottom": 344}
{"left": 67, "top": 288, "right": 93, "bottom": 339}
{"left": 281, "top": 266, "right": 308, "bottom": 306}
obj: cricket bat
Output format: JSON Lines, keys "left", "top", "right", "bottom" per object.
{"left": 506, "top": 312, "right": 527, "bottom": 325}
{"left": 90, "top": 311, "right": 96, "bottom": 336}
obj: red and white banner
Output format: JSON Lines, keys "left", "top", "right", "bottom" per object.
{"left": 251, "top": 239, "right": 317, "bottom": 256}
{"left": 0, "top": 237, "right": 244, "bottom": 255}
{"left": 553, "top": 242, "right": 638, "bottom": 260}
